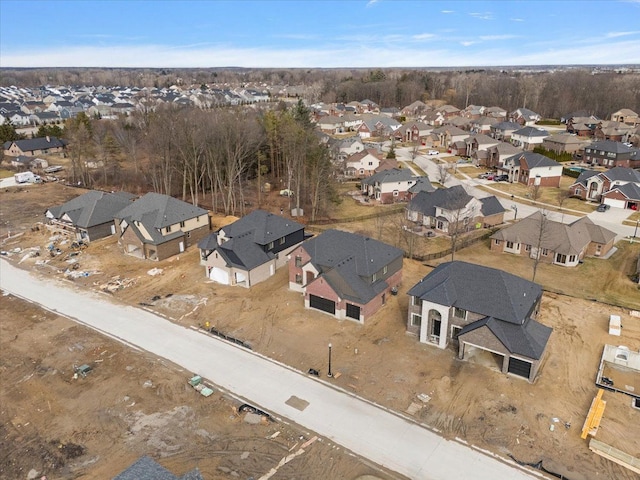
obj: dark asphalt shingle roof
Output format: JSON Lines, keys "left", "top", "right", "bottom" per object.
{"left": 4, "top": 136, "right": 67, "bottom": 152}
{"left": 587, "top": 140, "right": 636, "bottom": 154}
{"left": 601, "top": 166, "right": 640, "bottom": 183}
{"left": 505, "top": 151, "right": 560, "bottom": 169}
{"left": 609, "top": 182, "right": 640, "bottom": 201}
{"left": 47, "top": 190, "right": 135, "bottom": 229}
{"left": 407, "top": 261, "right": 542, "bottom": 325}
{"left": 407, "top": 185, "right": 473, "bottom": 216}
{"left": 302, "top": 229, "right": 403, "bottom": 304}
{"left": 571, "top": 169, "right": 599, "bottom": 187}
{"left": 407, "top": 176, "right": 436, "bottom": 194}
{"left": 479, "top": 196, "right": 506, "bottom": 216}
{"left": 116, "top": 192, "right": 207, "bottom": 229}
{"left": 362, "top": 167, "right": 414, "bottom": 186}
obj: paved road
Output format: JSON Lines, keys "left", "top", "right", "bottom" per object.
{"left": 0, "top": 260, "right": 540, "bottom": 480}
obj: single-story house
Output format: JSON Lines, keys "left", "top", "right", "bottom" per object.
{"left": 45, "top": 190, "right": 135, "bottom": 242}
{"left": 407, "top": 261, "right": 552, "bottom": 382}
{"left": 490, "top": 211, "right": 616, "bottom": 265}
{"left": 3, "top": 136, "right": 67, "bottom": 157}
{"left": 407, "top": 185, "right": 505, "bottom": 234}
{"left": 289, "top": 229, "right": 403, "bottom": 323}
{"left": 115, "top": 192, "right": 210, "bottom": 261}
{"left": 10, "top": 155, "right": 48, "bottom": 169}
{"left": 198, "top": 209, "right": 306, "bottom": 288}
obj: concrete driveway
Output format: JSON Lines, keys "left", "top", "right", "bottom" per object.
{"left": 0, "top": 259, "right": 540, "bottom": 480}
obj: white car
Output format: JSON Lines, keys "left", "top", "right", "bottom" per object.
{"left": 428, "top": 150, "right": 439, "bottom": 156}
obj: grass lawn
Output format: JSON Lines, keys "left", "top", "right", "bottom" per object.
{"left": 0, "top": 169, "right": 14, "bottom": 179}
{"left": 623, "top": 210, "right": 640, "bottom": 227}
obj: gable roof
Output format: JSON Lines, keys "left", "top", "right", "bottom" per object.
{"left": 512, "top": 126, "right": 549, "bottom": 138}
{"left": 408, "top": 185, "right": 473, "bottom": 215}
{"left": 506, "top": 151, "right": 560, "bottom": 169}
{"left": 407, "top": 261, "right": 542, "bottom": 325}
{"left": 491, "top": 121, "right": 521, "bottom": 132}
{"left": 46, "top": 190, "right": 135, "bottom": 228}
{"left": 4, "top": 136, "right": 67, "bottom": 152}
{"left": 571, "top": 169, "right": 600, "bottom": 187}
{"left": 362, "top": 167, "right": 414, "bottom": 186}
{"left": 407, "top": 176, "right": 436, "bottom": 194}
{"left": 459, "top": 316, "right": 551, "bottom": 359}
{"left": 587, "top": 140, "right": 636, "bottom": 154}
{"left": 479, "top": 196, "right": 506, "bottom": 216}
{"left": 116, "top": 192, "right": 207, "bottom": 228}
{"left": 607, "top": 182, "right": 640, "bottom": 201}
{"left": 302, "top": 229, "right": 403, "bottom": 304}
{"left": 198, "top": 210, "right": 305, "bottom": 271}
{"left": 601, "top": 166, "right": 640, "bottom": 184}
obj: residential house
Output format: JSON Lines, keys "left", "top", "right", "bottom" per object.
{"left": 490, "top": 121, "right": 521, "bottom": 141}
{"left": 29, "top": 111, "right": 61, "bottom": 125}
{"left": 407, "top": 177, "right": 436, "bottom": 199}
{"left": 610, "top": 108, "right": 639, "bottom": 126}
{"left": 406, "top": 261, "right": 552, "bottom": 382}
{"left": 542, "top": 133, "right": 591, "bottom": 154}
{"left": 469, "top": 117, "right": 498, "bottom": 134}
{"left": 317, "top": 115, "right": 345, "bottom": 134}
{"left": 484, "top": 142, "right": 523, "bottom": 169}
{"left": 500, "top": 152, "right": 562, "bottom": 187}
{"left": 566, "top": 116, "right": 600, "bottom": 136}
{"left": 432, "top": 125, "right": 469, "bottom": 148}
{"left": 583, "top": 140, "right": 640, "bottom": 168}
{"left": 395, "top": 122, "right": 433, "bottom": 144}
{"left": 485, "top": 106, "right": 507, "bottom": 119}
{"left": 357, "top": 116, "right": 401, "bottom": 139}
{"left": 344, "top": 148, "right": 381, "bottom": 178}
{"left": 10, "top": 155, "right": 48, "bottom": 169}
{"left": 115, "top": 192, "right": 210, "bottom": 261}
{"left": 289, "top": 229, "right": 403, "bottom": 323}
{"left": 464, "top": 133, "right": 499, "bottom": 158}
{"left": 437, "top": 105, "right": 461, "bottom": 119}
{"left": 490, "top": 211, "right": 616, "bottom": 265}
{"left": 510, "top": 126, "right": 549, "bottom": 150}
{"left": 361, "top": 168, "right": 418, "bottom": 203}
{"left": 198, "top": 209, "right": 305, "bottom": 288}
{"left": 329, "top": 136, "right": 364, "bottom": 161}
{"left": 461, "top": 104, "right": 485, "bottom": 119}
{"left": 510, "top": 108, "right": 541, "bottom": 126}
{"left": 45, "top": 190, "right": 135, "bottom": 242}
{"left": 593, "top": 121, "right": 635, "bottom": 142}
{"left": 3, "top": 136, "right": 67, "bottom": 157}
{"left": 569, "top": 166, "right": 640, "bottom": 205}
{"left": 406, "top": 185, "right": 505, "bottom": 234}
{"left": 401, "top": 100, "right": 429, "bottom": 118}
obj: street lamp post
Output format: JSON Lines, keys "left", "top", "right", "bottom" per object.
{"left": 512, "top": 205, "right": 518, "bottom": 221}
{"left": 327, "top": 343, "right": 333, "bottom": 378}
{"left": 634, "top": 218, "right": 639, "bottom": 239}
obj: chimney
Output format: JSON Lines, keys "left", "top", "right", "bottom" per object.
{"left": 46, "top": 136, "right": 50, "bottom": 142}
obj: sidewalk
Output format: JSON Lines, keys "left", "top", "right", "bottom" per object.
{"left": 0, "top": 259, "right": 540, "bottom": 480}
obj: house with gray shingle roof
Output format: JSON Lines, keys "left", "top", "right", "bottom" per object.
{"left": 45, "top": 190, "right": 135, "bottom": 242}
{"left": 490, "top": 211, "right": 616, "bottom": 265}
{"left": 510, "top": 126, "right": 549, "bottom": 150}
{"left": 407, "top": 186, "right": 505, "bottom": 234}
{"left": 198, "top": 209, "right": 306, "bottom": 288}
{"left": 407, "top": 261, "right": 552, "bottom": 382}
{"left": 289, "top": 229, "right": 403, "bottom": 323}
{"left": 500, "top": 152, "right": 562, "bottom": 186}
{"left": 584, "top": 140, "right": 640, "bottom": 168}
{"left": 569, "top": 166, "right": 640, "bottom": 206}
{"left": 361, "top": 168, "right": 418, "bottom": 204}
{"left": 3, "top": 136, "right": 67, "bottom": 157}
{"left": 115, "top": 192, "right": 210, "bottom": 261}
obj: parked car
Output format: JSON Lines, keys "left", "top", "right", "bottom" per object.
{"left": 428, "top": 150, "right": 439, "bottom": 156}
{"left": 494, "top": 175, "right": 509, "bottom": 182}
{"left": 279, "top": 189, "right": 294, "bottom": 197}
{"left": 478, "top": 172, "right": 492, "bottom": 179}
{"left": 597, "top": 204, "right": 610, "bottom": 212}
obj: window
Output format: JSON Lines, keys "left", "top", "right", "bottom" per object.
{"left": 542, "top": 248, "right": 549, "bottom": 256}
{"left": 368, "top": 161, "right": 373, "bottom": 166}
{"left": 575, "top": 188, "right": 582, "bottom": 195}
{"left": 525, "top": 244, "right": 531, "bottom": 252}
{"left": 372, "top": 273, "right": 377, "bottom": 283}
{"left": 180, "top": 221, "right": 185, "bottom": 228}
{"left": 187, "top": 231, "right": 191, "bottom": 238}
{"left": 453, "top": 307, "right": 466, "bottom": 319}
{"left": 295, "top": 256, "right": 302, "bottom": 267}
{"left": 506, "top": 241, "right": 514, "bottom": 249}
{"left": 279, "top": 237, "right": 285, "bottom": 245}
{"left": 295, "top": 273, "right": 302, "bottom": 284}
{"left": 556, "top": 253, "right": 567, "bottom": 264}
{"left": 383, "top": 265, "right": 388, "bottom": 275}
{"left": 494, "top": 239, "right": 502, "bottom": 245}
{"left": 569, "top": 255, "right": 576, "bottom": 262}
{"left": 268, "top": 241, "right": 274, "bottom": 250}
{"left": 411, "top": 314, "right": 422, "bottom": 327}
{"left": 451, "top": 325, "right": 462, "bottom": 339}
{"left": 412, "top": 296, "right": 420, "bottom": 306}
{"left": 166, "top": 225, "right": 172, "bottom": 233}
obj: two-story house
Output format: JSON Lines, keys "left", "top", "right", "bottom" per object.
{"left": 289, "top": 229, "right": 403, "bottom": 323}
{"left": 583, "top": 140, "right": 640, "bottom": 168}
{"left": 198, "top": 209, "right": 306, "bottom": 287}
{"left": 501, "top": 152, "right": 562, "bottom": 187}
{"left": 569, "top": 167, "right": 640, "bottom": 209}
{"left": 344, "top": 148, "right": 381, "bottom": 178}
{"left": 510, "top": 126, "right": 549, "bottom": 150}
{"left": 407, "top": 261, "right": 552, "bottom": 382}
{"left": 361, "top": 168, "right": 418, "bottom": 203}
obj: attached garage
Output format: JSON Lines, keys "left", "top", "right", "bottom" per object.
{"left": 346, "top": 303, "right": 361, "bottom": 320}
{"left": 602, "top": 197, "right": 626, "bottom": 209}
{"left": 209, "top": 267, "right": 230, "bottom": 285}
{"left": 507, "top": 357, "right": 532, "bottom": 379}
{"left": 309, "top": 295, "right": 336, "bottom": 315}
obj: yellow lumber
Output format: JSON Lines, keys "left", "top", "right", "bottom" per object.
{"left": 581, "top": 389, "right": 606, "bottom": 439}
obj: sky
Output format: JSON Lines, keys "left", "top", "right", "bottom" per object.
{"left": 1, "top": 0, "right": 640, "bottom": 68}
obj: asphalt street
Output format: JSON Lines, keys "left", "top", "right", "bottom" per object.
{"left": 0, "top": 259, "right": 540, "bottom": 480}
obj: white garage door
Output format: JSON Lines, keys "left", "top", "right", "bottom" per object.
{"left": 209, "top": 267, "right": 230, "bottom": 285}
{"left": 603, "top": 198, "right": 625, "bottom": 209}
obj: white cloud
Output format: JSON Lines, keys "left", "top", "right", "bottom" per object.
{"left": 605, "top": 31, "right": 640, "bottom": 38}
{"left": 441, "top": 10, "right": 454, "bottom": 14}
{"left": 510, "top": 18, "right": 524, "bottom": 22}
{"left": 366, "top": 0, "right": 380, "bottom": 7}
{"left": 469, "top": 12, "right": 493, "bottom": 20}
{"left": 460, "top": 41, "right": 477, "bottom": 47}
{"left": 479, "top": 34, "right": 518, "bottom": 41}
{"left": 412, "top": 33, "right": 436, "bottom": 40}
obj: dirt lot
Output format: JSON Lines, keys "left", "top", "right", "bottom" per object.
{"left": 2, "top": 183, "right": 640, "bottom": 480}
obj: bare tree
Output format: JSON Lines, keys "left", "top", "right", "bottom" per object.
{"left": 444, "top": 186, "right": 478, "bottom": 261}
{"left": 530, "top": 210, "right": 550, "bottom": 282}
{"left": 437, "top": 163, "right": 451, "bottom": 186}
{"left": 529, "top": 182, "right": 542, "bottom": 202}
{"left": 557, "top": 190, "right": 571, "bottom": 222}
{"left": 410, "top": 140, "right": 421, "bottom": 160}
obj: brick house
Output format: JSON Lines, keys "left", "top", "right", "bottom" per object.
{"left": 569, "top": 166, "right": 640, "bottom": 207}
{"left": 3, "top": 136, "right": 67, "bottom": 157}
{"left": 542, "top": 133, "right": 591, "bottom": 154}
{"left": 583, "top": 140, "right": 640, "bottom": 168}
{"left": 289, "top": 229, "right": 403, "bottom": 323}
{"left": 361, "top": 168, "right": 418, "bottom": 203}
{"left": 407, "top": 261, "right": 552, "bottom": 382}
{"left": 500, "top": 152, "right": 562, "bottom": 187}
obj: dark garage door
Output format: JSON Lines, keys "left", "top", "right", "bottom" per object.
{"left": 346, "top": 303, "right": 361, "bottom": 320}
{"left": 309, "top": 295, "right": 335, "bottom": 315}
{"left": 508, "top": 357, "right": 532, "bottom": 379}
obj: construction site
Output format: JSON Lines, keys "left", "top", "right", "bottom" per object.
{"left": 1, "top": 182, "right": 640, "bottom": 480}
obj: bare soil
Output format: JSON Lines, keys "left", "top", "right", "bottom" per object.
{"left": 2, "top": 183, "right": 640, "bottom": 480}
